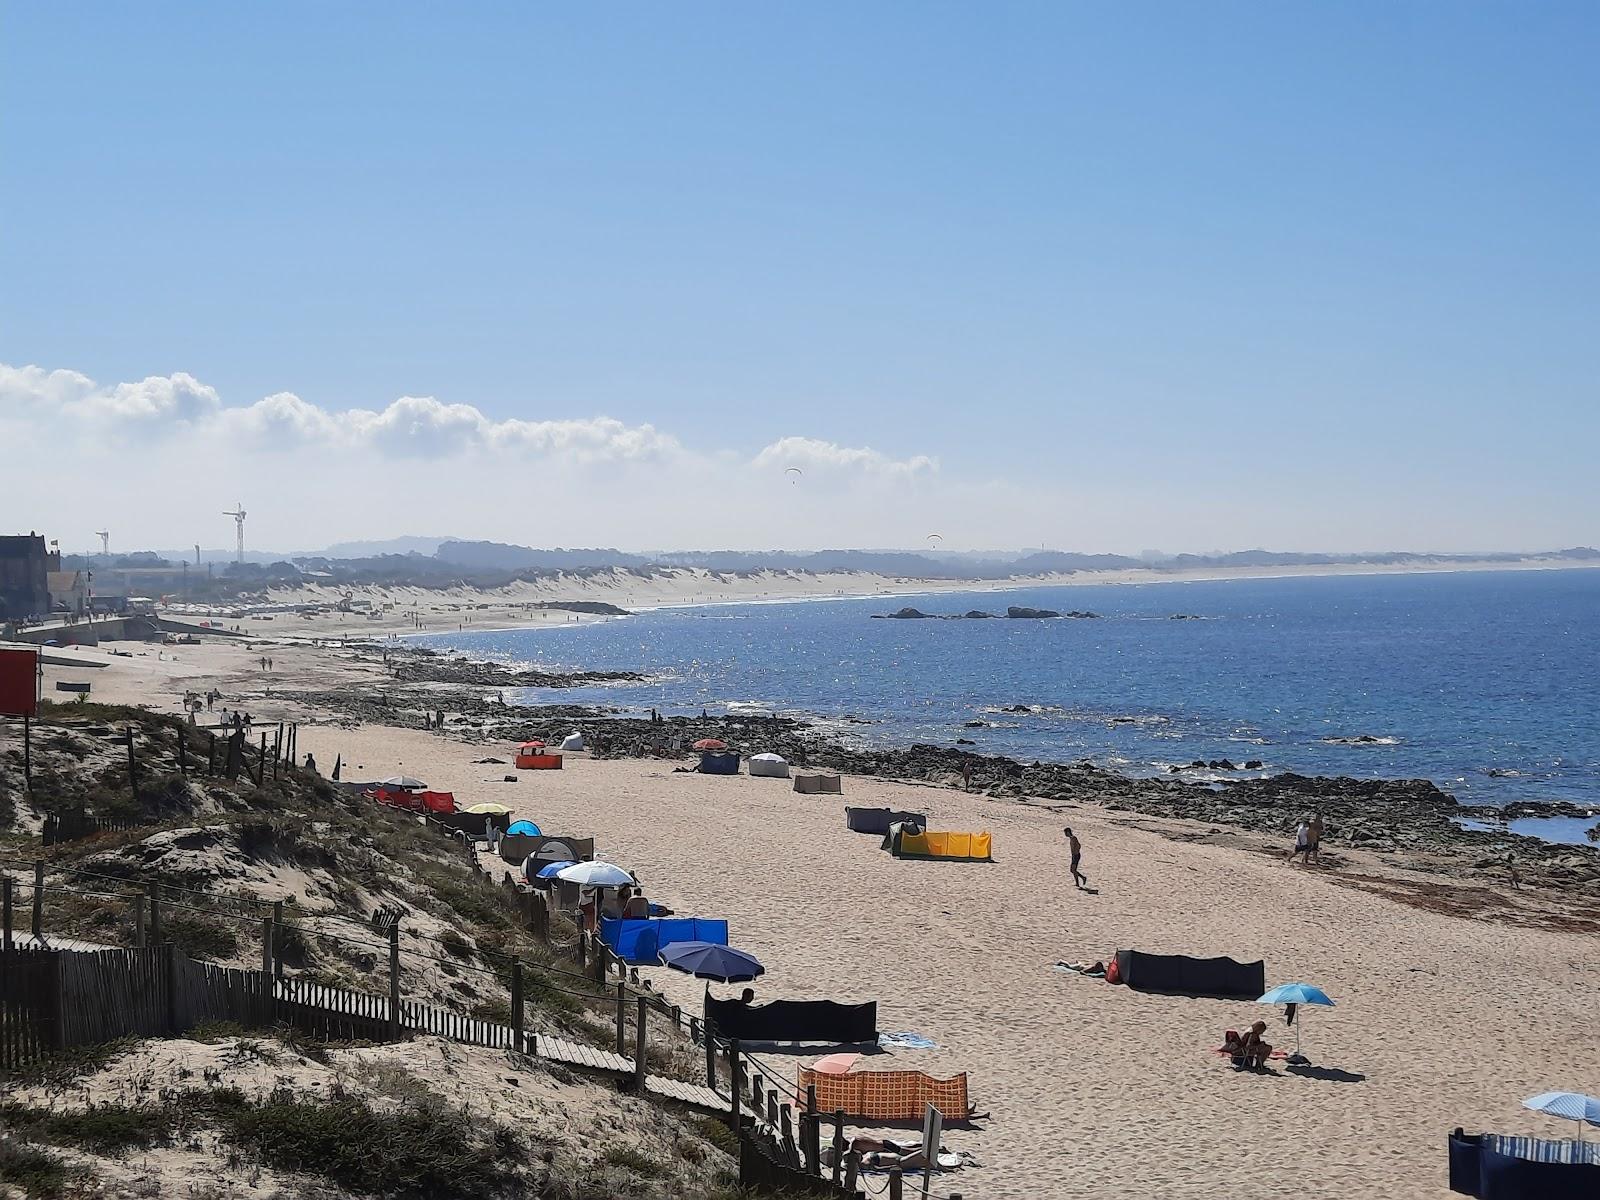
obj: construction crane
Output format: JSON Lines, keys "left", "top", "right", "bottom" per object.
{"left": 222, "top": 504, "right": 246, "bottom": 563}
{"left": 95, "top": 530, "right": 109, "bottom": 557}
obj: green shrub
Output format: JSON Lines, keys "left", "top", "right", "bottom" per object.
{"left": 0, "top": 1136, "right": 70, "bottom": 1197}
{"left": 164, "top": 912, "right": 241, "bottom": 961}
{"left": 602, "top": 1145, "right": 666, "bottom": 1177}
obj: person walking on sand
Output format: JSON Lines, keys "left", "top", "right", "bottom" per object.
{"left": 1063, "top": 827, "right": 1088, "bottom": 889}
{"left": 1308, "top": 813, "right": 1324, "bottom": 863}
{"left": 961, "top": 758, "right": 973, "bottom": 791}
{"left": 1290, "top": 817, "right": 1311, "bottom": 865}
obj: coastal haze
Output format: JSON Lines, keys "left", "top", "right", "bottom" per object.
{"left": 5, "top": 4, "right": 1600, "bottom": 1200}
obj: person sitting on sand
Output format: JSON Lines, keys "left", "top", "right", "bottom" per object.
{"left": 1235, "top": 1021, "right": 1273, "bottom": 1069}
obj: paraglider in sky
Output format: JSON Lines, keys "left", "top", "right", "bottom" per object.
{"left": 785, "top": 467, "right": 803, "bottom": 484}
{"left": 926, "top": 533, "right": 944, "bottom": 548}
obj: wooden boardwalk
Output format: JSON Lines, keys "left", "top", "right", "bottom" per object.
{"left": 644, "top": 1076, "right": 728, "bottom": 1111}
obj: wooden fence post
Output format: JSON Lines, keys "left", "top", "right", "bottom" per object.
{"left": 178, "top": 729, "right": 188, "bottom": 776}
{"left": 703, "top": 1021, "right": 716, "bottom": 1090}
{"left": 272, "top": 726, "right": 282, "bottom": 779}
{"left": 148, "top": 881, "right": 161, "bottom": 943}
{"left": 2, "top": 876, "right": 12, "bottom": 951}
{"left": 511, "top": 961, "right": 525, "bottom": 1053}
{"left": 633, "top": 995, "right": 647, "bottom": 1092}
{"left": 766, "top": 1090, "right": 779, "bottom": 1127}
{"left": 615, "top": 982, "right": 627, "bottom": 1055}
{"left": 125, "top": 726, "right": 140, "bottom": 802}
{"left": 131, "top": 893, "right": 145, "bottom": 947}
{"left": 387, "top": 920, "right": 401, "bottom": 1041}
{"left": 831, "top": 1109, "right": 846, "bottom": 1185}
{"left": 780, "top": 1104, "right": 799, "bottom": 1169}
{"left": 256, "top": 734, "right": 267, "bottom": 785}
{"left": 21, "top": 713, "right": 29, "bottom": 791}
{"left": 164, "top": 942, "right": 180, "bottom": 1035}
{"left": 207, "top": 732, "right": 215, "bottom": 776}
{"left": 844, "top": 1150, "right": 861, "bottom": 1193}
{"left": 729, "top": 1039, "right": 741, "bottom": 1130}
{"left": 260, "top": 917, "right": 274, "bottom": 977}
{"left": 803, "top": 1083, "right": 820, "bottom": 1175}
{"left": 271, "top": 901, "right": 283, "bottom": 977}
{"left": 31, "top": 861, "right": 44, "bottom": 941}
{"left": 889, "top": 1168, "right": 904, "bottom": 1200}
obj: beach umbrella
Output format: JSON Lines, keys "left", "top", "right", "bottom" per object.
{"left": 535, "top": 860, "right": 576, "bottom": 880}
{"left": 658, "top": 941, "right": 765, "bottom": 983}
{"left": 380, "top": 775, "right": 426, "bottom": 790}
{"left": 463, "top": 801, "right": 515, "bottom": 815}
{"left": 557, "top": 861, "right": 634, "bottom": 888}
{"left": 692, "top": 738, "right": 727, "bottom": 752}
{"left": 506, "top": 820, "right": 542, "bottom": 836}
{"left": 1522, "top": 1092, "right": 1600, "bottom": 1139}
{"left": 1258, "top": 982, "right": 1335, "bottom": 1064}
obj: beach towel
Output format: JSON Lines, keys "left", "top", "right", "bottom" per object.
{"left": 877, "top": 1032, "right": 938, "bottom": 1050}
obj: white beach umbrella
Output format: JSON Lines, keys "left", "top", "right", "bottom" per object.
{"left": 556, "top": 861, "right": 634, "bottom": 888}
{"left": 380, "top": 775, "right": 426, "bottom": 790}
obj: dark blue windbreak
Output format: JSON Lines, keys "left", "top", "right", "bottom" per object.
{"left": 601, "top": 917, "right": 730, "bottom": 964}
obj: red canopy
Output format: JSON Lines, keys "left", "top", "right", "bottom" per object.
{"left": 692, "top": 738, "right": 727, "bottom": 751}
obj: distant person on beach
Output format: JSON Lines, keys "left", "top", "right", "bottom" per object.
{"left": 1063, "top": 827, "right": 1087, "bottom": 889}
{"left": 1290, "top": 818, "right": 1311, "bottom": 864}
{"left": 1308, "top": 813, "right": 1324, "bottom": 862}
{"left": 304, "top": 752, "right": 317, "bottom": 773}
{"left": 961, "top": 759, "right": 973, "bottom": 791}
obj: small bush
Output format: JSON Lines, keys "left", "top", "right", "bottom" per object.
{"left": 0, "top": 1100, "right": 177, "bottom": 1154}
{"left": 601, "top": 1145, "right": 666, "bottom": 1177}
{"left": 212, "top": 1088, "right": 517, "bottom": 1197}
{"left": 0, "top": 1136, "right": 70, "bottom": 1197}
{"left": 439, "top": 929, "right": 475, "bottom": 960}
{"left": 164, "top": 912, "right": 241, "bottom": 961}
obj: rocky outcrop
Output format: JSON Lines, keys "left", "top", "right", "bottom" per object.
{"left": 1006, "top": 606, "right": 1060, "bottom": 619}
{"left": 874, "top": 607, "right": 937, "bottom": 619}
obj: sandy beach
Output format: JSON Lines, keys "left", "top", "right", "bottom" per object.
{"left": 42, "top": 638, "right": 1600, "bottom": 1200}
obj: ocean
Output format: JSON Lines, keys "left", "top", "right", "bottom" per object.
{"left": 411, "top": 568, "right": 1600, "bottom": 845}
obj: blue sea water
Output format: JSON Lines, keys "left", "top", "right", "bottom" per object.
{"left": 412, "top": 569, "right": 1600, "bottom": 845}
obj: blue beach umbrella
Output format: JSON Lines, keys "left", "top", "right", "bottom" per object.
{"left": 535, "top": 860, "right": 576, "bottom": 880}
{"left": 658, "top": 941, "right": 765, "bottom": 983}
{"left": 1259, "top": 982, "right": 1335, "bottom": 1064}
{"left": 1522, "top": 1092, "right": 1600, "bottom": 1139}
{"left": 506, "top": 820, "right": 542, "bottom": 836}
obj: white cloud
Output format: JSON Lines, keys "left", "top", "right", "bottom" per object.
{"left": 752, "top": 435, "right": 938, "bottom": 480}
{"left": 0, "top": 363, "right": 97, "bottom": 409}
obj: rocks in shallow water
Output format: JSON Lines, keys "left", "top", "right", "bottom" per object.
{"left": 876, "top": 607, "right": 937, "bottom": 619}
{"left": 963, "top": 720, "right": 989, "bottom": 728}
{"left": 1005, "top": 704, "right": 1033, "bottom": 713}
{"left": 964, "top": 610, "right": 996, "bottom": 619}
{"left": 1006, "top": 606, "right": 1060, "bottom": 619}
{"left": 956, "top": 737, "right": 976, "bottom": 745}
{"left": 1322, "top": 734, "right": 1399, "bottom": 746}
{"left": 1244, "top": 759, "right": 1264, "bottom": 770}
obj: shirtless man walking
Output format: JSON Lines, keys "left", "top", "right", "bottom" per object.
{"left": 1064, "top": 827, "right": 1088, "bottom": 890}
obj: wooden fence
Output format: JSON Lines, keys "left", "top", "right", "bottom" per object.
{"left": 42, "top": 810, "right": 159, "bottom": 847}
{"left": 0, "top": 948, "right": 58, "bottom": 1070}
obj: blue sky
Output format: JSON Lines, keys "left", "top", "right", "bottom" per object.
{"left": 2, "top": 3, "right": 1596, "bottom": 553}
